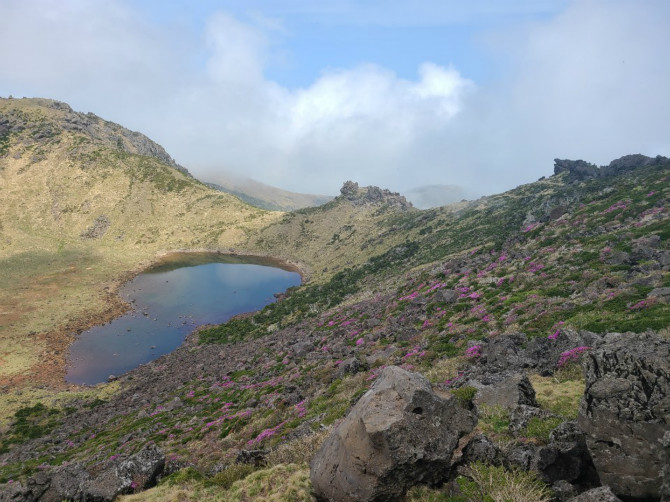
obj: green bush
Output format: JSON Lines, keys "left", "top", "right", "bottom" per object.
{"left": 451, "top": 386, "right": 477, "bottom": 409}
{"left": 522, "top": 417, "right": 563, "bottom": 444}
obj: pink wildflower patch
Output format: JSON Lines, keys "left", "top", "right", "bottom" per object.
{"left": 629, "top": 298, "right": 656, "bottom": 310}
{"left": 465, "top": 345, "right": 482, "bottom": 358}
{"left": 557, "top": 346, "right": 591, "bottom": 368}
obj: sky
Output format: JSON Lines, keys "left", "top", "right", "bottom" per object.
{"left": 1, "top": 0, "right": 668, "bottom": 197}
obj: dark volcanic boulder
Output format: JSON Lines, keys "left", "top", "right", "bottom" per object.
{"left": 566, "top": 486, "right": 622, "bottom": 502}
{"left": 578, "top": 332, "right": 670, "bottom": 500}
{"left": 472, "top": 373, "right": 538, "bottom": 411}
{"left": 310, "top": 366, "right": 475, "bottom": 502}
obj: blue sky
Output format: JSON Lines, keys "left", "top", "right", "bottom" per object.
{"left": 0, "top": 1, "right": 668, "bottom": 196}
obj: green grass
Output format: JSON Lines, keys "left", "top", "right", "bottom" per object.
{"left": 522, "top": 416, "right": 563, "bottom": 444}
{"left": 0, "top": 403, "right": 62, "bottom": 454}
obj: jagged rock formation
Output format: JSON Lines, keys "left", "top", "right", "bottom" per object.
{"left": 339, "top": 180, "right": 413, "bottom": 210}
{"left": 578, "top": 332, "right": 670, "bottom": 500}
{"left": 310, "top": 366, "right": 475, "bottom": 501}
{"left": 554, "top": 154, "right": 668, "bottom": 183}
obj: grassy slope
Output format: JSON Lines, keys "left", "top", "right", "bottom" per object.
{"left": 0, "top": 98, "right": 281, "bottom": 388}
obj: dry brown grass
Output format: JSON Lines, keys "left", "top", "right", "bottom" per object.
{"left": 467, "top": 463, "right": 551, "bottom": 502}
{"left": 423, "top": 356, "right": 465, "bottom": 385}
{"left": 529, "top": 371, "right": 585, "bottom": 419}
{"left": 266, "top": 428, "right": 330, "bottom": 466}
{"left": 120, "top": 464, "right": 315, "bottom": 502}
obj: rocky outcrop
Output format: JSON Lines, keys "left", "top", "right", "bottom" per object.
{"left": 554, "top": 159, "right": 600, "bottom": 181}
{"left": 554, "top": 154, "right": 668, "bottom": 183}
{"left": 578, "top": 332, "right": 670, "bottom": 500}
{"left": 603, "top": 154, "right": 668, "bottom": 176}
{"left": 463, "top": 329, "right": 602, "bottom": 377}
{"left": 338, "top": 181, "right": 413, "bottom": 211}
{"left": 310, "top": 366, "right": 475, "bottom": 501}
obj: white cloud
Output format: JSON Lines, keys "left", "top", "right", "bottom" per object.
{"left": 0, "top": 0, "right": 668, "bottom": 197}
{"left": 460, "top": 0, "right": 670, "bottom": 193}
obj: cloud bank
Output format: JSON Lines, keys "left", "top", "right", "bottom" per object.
{"left": 0, "top": 0, "right": 668, "bottom": 196}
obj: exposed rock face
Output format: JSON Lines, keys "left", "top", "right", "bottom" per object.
{"left": 338, "top": 181, "right": 413, "bottom": 210}
{"left": 310, "top": 366, "right": 475, "bottom": 502}
{"left": 578, "top": 332, "right": 670, "bottom": 500}
{"left": 553, "top": 154, "right": 668, "bottom": 183}
{"left": 340, "top": 180, "right": 360, "bottom": 199}
{"left": 554, "top": 159, "right": 600, "bottom": 181}
{"left": 604, "top": 154, "right": 668, "bottom": 175}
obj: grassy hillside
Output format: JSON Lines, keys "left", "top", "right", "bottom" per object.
{"left": 0, "top": 98, "right": 281, "bottom": 389}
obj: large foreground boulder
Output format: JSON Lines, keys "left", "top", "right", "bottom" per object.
{"left": 310, "top": 366, "right": 475, "bottom": 502}
{"left": 578, "top": 332, "right": 670, "bottom": 500}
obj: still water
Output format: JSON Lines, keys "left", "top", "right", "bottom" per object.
{"left": 66, "top": 254, "right": 301, "bottom": 385}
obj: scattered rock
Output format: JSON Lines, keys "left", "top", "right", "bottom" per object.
{"left": 81, "top": 215, "right": 111, "bottom": 239}
{"left": 310, "top": 366, "right": 475, "bottom": 501}
{"left": 459, "top": 435, "right": 503, "bottom": 467}
{"left": 473, "top": 374, "right": 538, "bottom": 411}
{"left": 236, "top": 449, "right": 269, "bottom": 467}
{"left": 439, "top": 289, "right": 458, "bottom": 304}
{"left": 552, "top": 479, "right": 578, "bottom": 501}
{"left": 649, "top": 287, "right": 670, "bottom": 299}
{"left": 336, "top": 357, "right": 369, "bottom": 378}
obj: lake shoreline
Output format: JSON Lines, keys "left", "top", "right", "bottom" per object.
{"left": 15, "top": 249, "right": 306, "bottom": 391}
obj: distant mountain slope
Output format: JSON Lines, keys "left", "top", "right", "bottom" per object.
{"left": 0, "top": 97, "right": 281, "bottom": 386}
{"left": 204, "top": 172, "right": 333, "bottom": 211}
{"left": 403, "top": 183, "right": 469, "bottom": 209}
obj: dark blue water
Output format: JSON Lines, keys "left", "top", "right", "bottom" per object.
{"left": 66, "top": 255, "right": 301, "bottom": 385}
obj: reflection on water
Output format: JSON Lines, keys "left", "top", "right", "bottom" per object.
{"left": 66, "top": 254, "right": 301, "bottom": 385}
